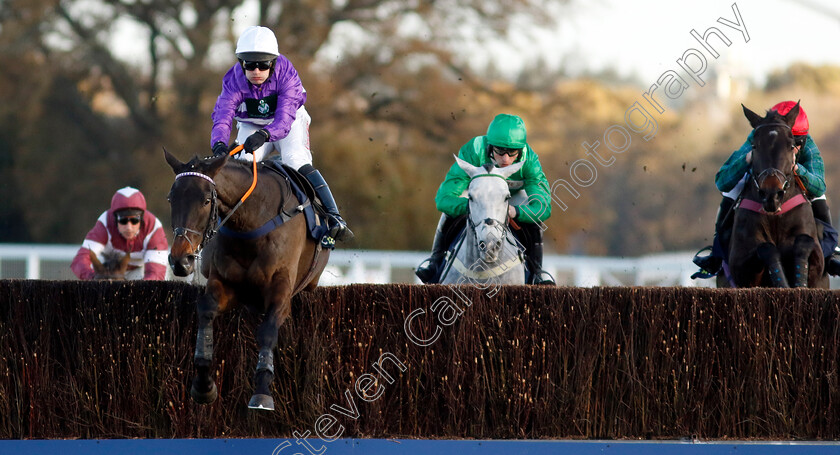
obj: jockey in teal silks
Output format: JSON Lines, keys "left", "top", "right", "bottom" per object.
{"left": 692, "top": 100, "right": 840, "bottom": 278}
{"left": 210, "top": 26, "right": 352, "bottom": 242}
{"left": 415, "top": 114, "right": 555, "bottom": 285}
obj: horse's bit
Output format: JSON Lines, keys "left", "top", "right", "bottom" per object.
{"left": 467, "top": 211, "right": 512, "bottom": 253}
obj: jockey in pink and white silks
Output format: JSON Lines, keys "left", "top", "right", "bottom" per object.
{"left": 210, "top": 25, "right": 352, "bottom": 242}
{"left": 71, "top": 187, "right": 169, "bottom": 280}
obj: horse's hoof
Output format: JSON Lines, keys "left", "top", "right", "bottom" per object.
{"left": 248, "top": 394, "right": 275, "bottom": 411}
{"left": 190, "top": 380, "right": 218, "bottom": 404}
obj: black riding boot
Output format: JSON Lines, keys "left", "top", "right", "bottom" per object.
{"left": 693, "top": 196, "right": 736, "bottom": 277}
{"left": 300, "top": 164, "right": 354, "bottom": 242}
{"left": 415, "top": 214, "right": 461, "bottom": 284}
{"left": 812, "top": 199, "right": 840, "bottom": 276}
{"left": 515, "top": 222, "right": 555, "bottom": 285}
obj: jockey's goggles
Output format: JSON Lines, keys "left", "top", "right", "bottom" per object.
{"left": 490, "top": 145, "right": 522, "bottom": 157}
{"left": 241, "top": 60, "right": 273, "bottom": 71}
{"left": 117, "top": 216, "right": 141, "bottom": 226}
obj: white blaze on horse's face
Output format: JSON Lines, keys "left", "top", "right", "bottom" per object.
{"left": 455, "top": 156, "right": 524, "bottom": 263}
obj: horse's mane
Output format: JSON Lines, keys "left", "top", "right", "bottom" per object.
{"left": 190, "top": 155, "right": 254, "bottom": 173}
{"left": 482, "top": 162, "right": 494, "bottom": 173}
{"left": 100, "top": 250, "right": 125, "bottom": 263}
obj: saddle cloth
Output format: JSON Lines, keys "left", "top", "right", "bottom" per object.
{"left": 264, "top": 160, "right": 332, "bottom": 244}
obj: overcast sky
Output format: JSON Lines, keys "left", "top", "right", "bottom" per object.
{"left": 487, "top": 0, "right": 840, "bottom": 84}
{"left": 111, "top": 0, "right": 840, "bottom": 87}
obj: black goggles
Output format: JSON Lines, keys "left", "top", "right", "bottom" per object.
{"left": 117, "top": 216, "right": 141, "bottom": 226}
{"left": 490, "top": 145, "right": 521, "bottom": 157}
{"left": 241, "top": 60, "right": 273, "bottom": 71}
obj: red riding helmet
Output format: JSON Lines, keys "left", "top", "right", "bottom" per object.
{"left": 771, "top": 101, "right": 809, "bottom": 136}
{"left": 110, "top": 186, "right": 147, "bottom": 213}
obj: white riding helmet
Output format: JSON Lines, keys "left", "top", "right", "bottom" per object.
{"left": 235, "top": 26, "right": 280, "bottom": 62}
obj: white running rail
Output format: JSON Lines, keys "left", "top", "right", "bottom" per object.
{"left": 0, "top": 243, "right": 719, "bottom": 287}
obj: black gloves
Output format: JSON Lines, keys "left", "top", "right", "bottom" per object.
{"left": 243, "top": 129, "right": 270, "bottom": 153}
{"left": 212, "top": 142, "right": 229, "bottom": 157}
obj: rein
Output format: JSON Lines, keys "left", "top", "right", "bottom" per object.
{"left": 170, "top": 145, "right": 257, "bottom": 253}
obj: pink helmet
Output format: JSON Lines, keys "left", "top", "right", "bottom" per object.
{"left": 771, "top": 101, "right": 809, "bottom": 136}
{"left": 110, "top": 187, "right": 147, "bottom": 213}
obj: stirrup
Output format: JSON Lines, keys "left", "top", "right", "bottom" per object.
{"left": 530, "top": 270, "right": 556, "bottom": 285}
{"left": 691, "top": 245, "right": 721, "bottom": 280}
{"left": 691, "top": 246, "right": 713, "bottom": 267}
{"left": 826, "top": 255, "right": 840, "bottom": 277}
{"left": 328, "top": 215, "right": 354, "bottom": 242}
{"left": 415, "top": 256, "right": 444, "bottom": 284}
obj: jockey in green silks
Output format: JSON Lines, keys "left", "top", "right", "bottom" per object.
{"left": 415, "top": 114, "right": 555, "bottom": 285}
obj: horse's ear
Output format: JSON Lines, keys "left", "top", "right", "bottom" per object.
{"left": 205, "top": 153, "right": 228, "bottom": 177}
{"left": 783, "top": 101, "right": 801, "bottom": 129}
{"left": 455, "top": 155, "right": 481, "bottom": 178}
{"left": 163, "top": 147, "right": 186, "bottom": 174}
{"left": 89, "top": 250, "right": 103, "bottom": 271}
{"left": 742, "top": 104, "right": 763, "bottom": 128}
{"left": 119, "top": 251, "right": 131, "bottom": 269}
{"left": 496, "top": 160, "right": 525, "bottom": 179}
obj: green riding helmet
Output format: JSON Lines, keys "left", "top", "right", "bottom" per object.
{"left": 486, "top": 114, "right": 527, "bottom": 149}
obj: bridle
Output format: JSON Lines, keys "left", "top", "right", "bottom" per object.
{"left": 749, "top": 122, "right": 796, "bottom": 196}
{"left": 172, "top": 171, "right": 220, "bottom": 255}
{"left": 466, "top": 173, "right": 514, "bottom": 254}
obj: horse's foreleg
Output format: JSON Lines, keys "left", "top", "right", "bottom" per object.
{"left": 791, "top": 234, "right": 818, "bottom": 288}
{"left": 248, "top": 279, "right": 293, "bottom": 411}
{"left": 190, "top": 279, "right": 230, "bottom": 404}
{"left": 756, "top": 242, "right": 790, "bottom": 287}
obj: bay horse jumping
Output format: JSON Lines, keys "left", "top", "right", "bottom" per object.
{"left": 164, "top": 150, "right": 329, "bottom": 410}
{"left": 724, "top": 102, "right": 828, "bottom": 288}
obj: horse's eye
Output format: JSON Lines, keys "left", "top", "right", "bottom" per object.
{"left": 204, "top": 198, "right": 211, "bottom": 206}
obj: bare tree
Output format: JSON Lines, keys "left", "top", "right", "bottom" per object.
{"left": 0, "top": 0, "right": 566, "bottom": 245}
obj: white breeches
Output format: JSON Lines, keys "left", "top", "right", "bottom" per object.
{"left": 233, "top": 105, "right": 313, "bottom": 170}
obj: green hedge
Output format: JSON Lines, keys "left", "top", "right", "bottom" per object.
{"left": 1, "top": 280, "right": 839, "bottom": 439}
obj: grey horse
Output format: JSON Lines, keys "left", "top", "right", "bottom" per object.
{"left": 439, "top": 156, "right": 526, "bottom": 286}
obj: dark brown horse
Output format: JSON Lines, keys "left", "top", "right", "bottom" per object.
{"left": 723, "top": 102, "right": 828, "bottom": 288}
{"left": 90, "top": 250, "right": 130, "bottom": 280}
{"left": 164, "top": 150, "right": 329, "bottom": 410}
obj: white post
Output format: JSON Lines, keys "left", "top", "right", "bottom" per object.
{"left": 27, "top": 251, "right": 40, "bottom": 279}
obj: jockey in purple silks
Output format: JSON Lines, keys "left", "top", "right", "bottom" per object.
{"left": 210, "top": 25, "right": 353, "bottom": 242}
